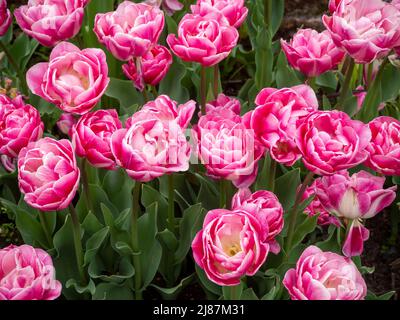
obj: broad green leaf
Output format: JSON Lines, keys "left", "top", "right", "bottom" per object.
{"left": 275, "top": 169, "right": 301, "bottom": 210}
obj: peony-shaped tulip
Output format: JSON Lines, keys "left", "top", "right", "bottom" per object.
{"left": 323, "top": 0, "right": 400, "bottom": 64}
{"left": 167, "top": 13, "right": 239, "bottom": 67}
{"left": 0, "top": 95, "right": 44, "bottom": 158}
{"left": 94, "top": 1, "right": 165, "bottom": 61}
{"left": 206, "top": 93, "right": 241, "bottom": 115}
{"left": 328, "top": 0, "right": 352, "bottom": 13}
{"left": 301, "top": 180, "right": 340, "bottom": 226}
{"left": 283, "top": 246, "right": 367, "bottom": 300}
{"left": 192, "top": 208, "right": 270, "bottom": 286}
{"left": 0, "top": 0, "right": 11, "bottom": 36}
{"left": 72, "top": 109, "right": 122, "bottom": 170}
{"left": 0, "top": 244, "right": 62, "bottom": 300}
{"left": 146, "top": 0, "right": 184, "bottom": 16}
{"left": 191, "top": 0, "right": 248, "bottom": 28}
{"left": 57, "top": 113, "right": 77, "bottom": 136}
{"left": 18, "top": 138, "right": 80, "bottom": 211}
{"left": 295, "top": 110, "right": 371, "bottom": 175}
{"left": 111, "top": 96, "right": 195, "bottom": 182}
{"left": 281, "top": 29, "right": 345, "bottom": 77}
{"left": 365, "top": 116, "right": 400, "bottom": 176}
{"left": 27, "top": 42, "right": 109, "bottom": 115}
{"left": 122, "top": 45, "right": 173, "bottom": 92}
{"left": 244, "top": 85, "right": 318, "bottom": 166}
{"left": 14, "top": 0, "right": 88, "bottom": 47}
{"left": 231, "top": 188, "right": 284, "bottom": 254}
{"left": 194, "top": 109, "right": 264, "bottom": 188}
{"left": 316, "top": 170, "right": 397, "bottom": 257}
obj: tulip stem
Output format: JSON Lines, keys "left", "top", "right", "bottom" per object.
{"left": 264, "top": 0, "right": 272, "bottom": 28}
{"left": 285, "top": 172, "right": 314, "bottom": 254}
{"left": 213, "top": 64, "right": 219, "bottom": 99}
{"left": 0, "top": 40, "right": 29, "bottom": 96}
{"left": 267, "top": 159, "right": 277, "bottom": 192}
{"left": 151, "top": 86, "right": 158, "bottom": 98}
{"left": 38, "top": 210, "right": 53, "bottom": 248}
{"left": 366, "top": 63, "right": 374, "bottom": 90}
{"left": 225, "top": 284, "right": 242, "bottom": 300}
{"left": 142, "top": 89, "right": 149, "bottom": 103}
{"left": 167, "top": 174, "right": 176, "bottom": 233}
{"left": 220, "top": 180, "right": 228, "bottom": 209}
{"left": 200, "top": 66, "right": 207, "bottom": 114}
{"left": 69, "top": 204, "right": 87, "bottom": 285}
{"left": 131, "top": 181, "right": 143, "bottom": 300}
{"left": 80, "top": 159, "right": 93, "bottom": 214}
{"left": 337, "top": 58, "right": 356, "bottom": 110}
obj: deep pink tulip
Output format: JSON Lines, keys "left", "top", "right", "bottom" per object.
{"left": 146, "top": 0, "right": 184, "bottom": 16}
{"left": 281, "top": 29, "right": 345, "bottom": 77}
{"left": 231, "top": 188, "right": 284, "bottom": 254}
{"left": 72, "top": 109, "right": 122, "bottom": 170}
{"left": 94, "top": 1, "right": 165, "bottom": 61}
{"left": 192, "top": 208, "right": 270, "bottom": 286}
{"left": 0, "top": 95, "right": 44, "bottom": 158}
{"left": 122, "top": 45, "right": 173, "bottom": 92}
{"left": 323, "top": 0, "right": 400, "bottom": 64}
{"left": 283, "top": 246, "right": 367, "bottom": 300}
{"left": 18, "top": 138, "right": 80, "bottom": 211}
{"left": 328, "top": 0, "right": 352, "bottom": 13}
{"left": 194, "top": 108, "right": 264, "bottom": 188}
{"left": 206, "top": 93, "right": 241, "bottom": 115}
{"left": 191, "top": 0, "right": 248, "bottom": 28}
{"left": 365, "top": 116, "right": 400, "bottom": 176}
{"left": 167, "top": 13, "right": 239, "bottom": 67}
{"left": 0, "top": 0, "right": 11, "bottom": 36}
{"left": 301, "top": 180, "right": 340, "bottom": 227}
{"left": 111, "top": 96, "right": 195, "bottom": 182}
{"left": 316, "top": 170, "right": 396, "bottom": 257}
{"left": 295, "top": 111, "right": 371, "bottom": 175}
{"left": 244, "top": 85, "right": 318, "bottom": 166}
{"left": 56, "top": 113, "right": 77, "bottom": 136}
{"left": 1, "top": 155, "right": 15, "bottom": 172}
{"left": 0, "top": 244, "right": 62, "bottom": 300}
{"left": 14, "top": 0, "right": 88, "bottom": 47}
{"left": 27, "top": 42, "right": 109, "bottom": 115}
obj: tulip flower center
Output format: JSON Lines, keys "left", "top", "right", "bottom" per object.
{"left": 58, "top": 69, "right": 89, "bottom": 91}
{"left": 338, "top": 188, "right": 360, "bottom": 219}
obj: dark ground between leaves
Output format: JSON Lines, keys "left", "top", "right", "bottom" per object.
{"left": 1, "top": 0, "right": 400, "bottom": 300}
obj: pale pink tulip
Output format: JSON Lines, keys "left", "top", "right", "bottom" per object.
{"left": 56, "top": 113, "right": 77, "bottom": 136}
{"left": 206, "top": 93, "right": 241, "bottom": 115}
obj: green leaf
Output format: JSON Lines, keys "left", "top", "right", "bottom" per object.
{"left": 366, "top": 291, "right": 395, "bottom": 300}
{"left": 275, "top": 169, "right": 301, "bottom": 210}
{"left": 141, "top": 184, "right": 169, "bottom": 230}
{"left": 92, "top": 283, "right": 134, "bottom": 300}
{"left": 157, "top": 229, "right": 178, "bottom": 252}
{"left": 159, "top": 59, "right": 190, "bottom": 103}
{"left": 241, "top": 288, "right": 259, "bottom": 300}
{"left": 289, "top": 213, "right": 319, "bottom": 250}
{"left": 275, "top": 52, "right": 301, "bottom": 88}
{"left": 102, "top": 169, "right": 135, "bottom": 213}
{"left": 255, "top": 28, "right": 273, "bottom": 90}
{"left": 105, "top": 78, "right": 143, "bottom": 113}
{"left": 66, "top": 278, "right": 96, "bottom": 296}
{"left": 174, "top": 203, "right": 204, "bottom": 264}
{"left": 195, "top": 265, "right": 222, "bottom": 296}
{"left": 316, "top": 72, "right": 338, "bottom": 90}
{"left": 261, "top": 286, "right": 278, "bottom": 300}
{"left": 15, "top": 207, "right": 48, "bottom": 249}
{"left": 150, "top": 274, "right": 195, "bottom": 300}
{"left": 84, "top": 227, "right": 110, "bottom": 266}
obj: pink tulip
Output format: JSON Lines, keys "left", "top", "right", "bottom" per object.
{"left": 231, "top": 188, "right": 284, "bottom": 254}
{"left": 14, "top": 0, "right": 88, "bottom": 47}
{"left": 18, "top": 138, "right": 80, "bottom": 211}
{"left": 167, "top": 13, "right": 239, "bottom": 67}
{"left": 57, "top": 113, "right": 77, "bottom": 136}
{"left": 0, "top": 244, "right": 62, "bottom": 300}
{"left": 342, "top": 219, "right": 370, "bottom": 258}
{"left": 317, "top": 170, "right": 397, "bottom": 220}
{"left": 301, "top": 180, "right": 340, "bottom": 227}
{"left": 1, "top": 155, "right": 15, "bottom": 172}
{"left": 354, "top": 86, "right": 385, "bottom": 113}
{"left": 316, "top": 170, "right": 396, "bottom": 257}
{"left": 244, "top": 85, "right": 318, "bottom": 166}
{"left": 111, "top": 96, "right": 195, "bottom": 182}
{"left": 191, "top": 0, "right": 248, "bottom": 28}
{"left": 72, "top": 109, "right": 122, "bottom": 170}
{"left": 365, "top": 116, "right": 400, "bottom": 176}
{"left": 0, "top": 95, "right": 44, "bottom": 158}
{"left": 27, "top": 42, "right": 109, "bottom": 115}
{"left": 295, "top": 111, "right": 371, "bottom": 175}
{"left": 328, "top": 0, "right": 352, "bottom": 13}
{"left": 94, "top": 1, "right": 165, "bottom": 61}
{"left": 283, "top": 246, "right": 367, "bottom": 300}
{"left": 281, "top": 29, "right": 345, "bottom": 77}
{"left": 206, "top": 93, "right": 241, "bottom": 115}
{"left": 122, "top": 45, "right": 173, "bottom": 92}
{"left": 0, "top": 0, "right": 11, "bottom": 36}
{"left": 146, "top": 0, "right": 184, "bottom": 16}
{"left": 192, "top": 208, "right": 270, "bottom": 286}
{"left": 323, "top": 0, "right": 400, "bottom": 64}
{"left": 194, "top": 108, "right": 264, "bottom": 188}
